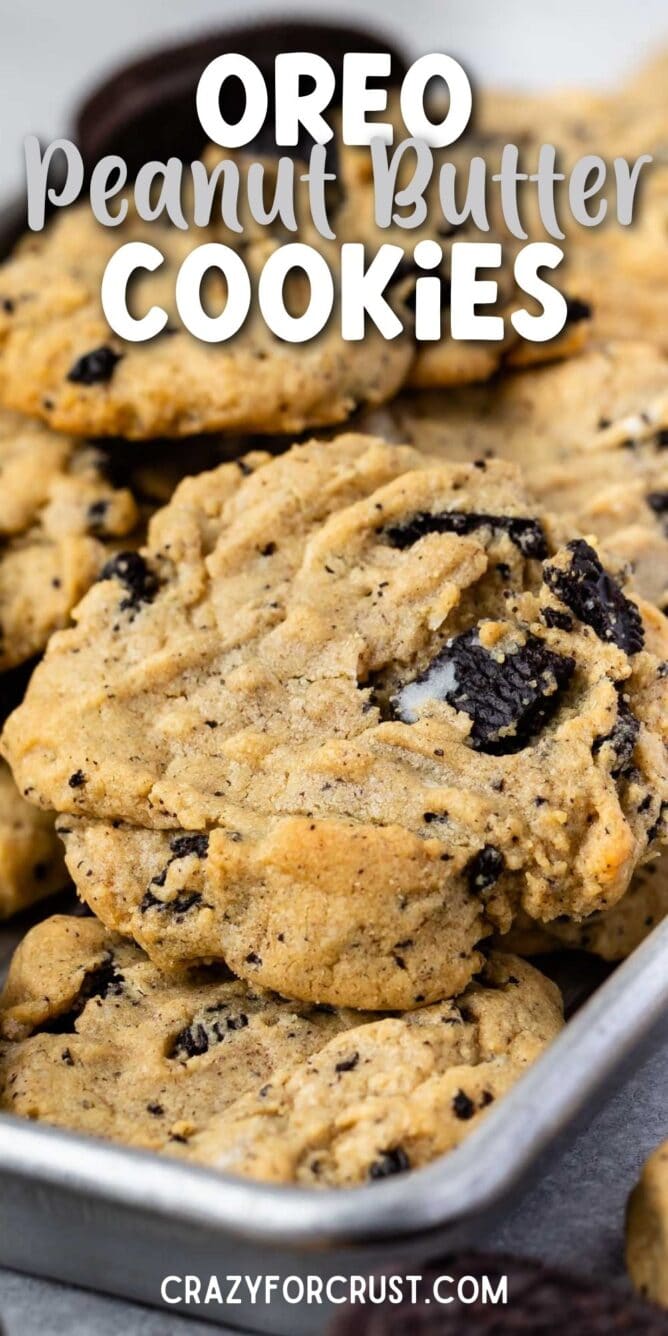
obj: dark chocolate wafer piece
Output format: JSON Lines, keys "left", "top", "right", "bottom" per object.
{"left": 330, "top": 1251, "right": 668, "bottom": 1334}
{"left": 74, "top": 21, "right": 409, "bottom": 176}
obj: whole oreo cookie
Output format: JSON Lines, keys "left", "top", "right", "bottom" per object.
{"left": 73, "top": 20, "right": 409, "bottom": 176}
{"left": 329, "top": 1252, "right": 668, "bottom": 1334}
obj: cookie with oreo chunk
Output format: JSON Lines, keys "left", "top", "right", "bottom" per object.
{"left": 384, "top": 340, "right": 668, "bottom": 612}
{"left": 0, "top": 409, "right": 139, "bottom": 671}
{"left": 0, "top": 913, "right": 362, "bottom": 1151}
{"left": 187, "top": 953, "right": 562, "bottom": 1184}
{"left": 3, "top": 437, "right": 667, "bottom": 1008}
{"left": 0, "top": 196, "right": 413, "bottom": 438}
{"left": 0, "top": 926, "right": 560, "bottom": 1178}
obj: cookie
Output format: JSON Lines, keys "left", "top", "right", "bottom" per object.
{"left": 0, "top": 408, "right": 140, "bottom": 671}
{"left": 0, "top": 921, "right": 560, "bottom": 1178}
{"left": 333, "top": 133, "right": 590, "bottom": 392}
{"left": 627, "top": 1139, "right": 668, "bottom": 1309}
{"left": 5, "top": 435, "right": 667, "bottom": 1008}
{"left": 499, "top": 847, "right": 668, "bottom": 962}
{"left": 0, "top": 202, "right": 413, "bottom": 439}
{"left": 0, "top": 412, "right": 248, "bottom": 917}
{"left": 0, "top": 913, "right": 362, "bottom": 1152}
{"left": 186, "top": 953, "right": 563, "bottom": 1185}
{"left": 73, "top": 20, "right": 409, "bottom": 177}
{"left": 387, "top": 342, "right": 668, "bottom": 611}
{"left": 477, "top": 61, "right": 668, "bottom": 358}
{"left": 0, "top": 761, "right": 67, "bottom": 919}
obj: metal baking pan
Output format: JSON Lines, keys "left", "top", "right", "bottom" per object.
{"left": 0, "top": 911, "right": 666, "bottom": 1332}
{"left": 0, "top": 195, "right": 667, "bottom": 1332}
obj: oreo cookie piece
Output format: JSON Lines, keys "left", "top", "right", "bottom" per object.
{"left": 385, "top": 511, "right": 549, "bottom": 559}
{"left": 329, "top": 1252, "right": 668, "bottom": 1334}
{"left": 98, "top": 551, "right": 160, "bottom": 612}
{"left": 392, "top": 629, "right": 576, "bottom": 755}
{"left": 67, "top": 346, "right": 122, "bottom": 386}
{"left": 73, "top": 21, "right": 409, "bottom": 178}
{"left": 592, "top": 694, "right": 640, "bottom": 777}
{"left": 544, "top": 540, "right": 644, "bottom": 654}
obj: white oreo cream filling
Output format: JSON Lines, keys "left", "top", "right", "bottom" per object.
{"left": 393, "top": 656, "right": 459, "bottom": 723}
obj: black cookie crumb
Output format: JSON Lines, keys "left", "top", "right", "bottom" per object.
{"left": 544, "top": 540, "right": 644, "bottom": 653}
{"left": 564, "top": 296, "right": 592, "bottom": 324}
{"left": 43, "top": 956, "right": 125, "bottom": 1035}
{"left": 647, "top": 491, "right": 668, "bottom": 533}
{"left": 541, "top": 607, "right": 574, "bottom": 632}
{"left": 170, "top": 1006, "right": 248, "bottom": 1060}
{"left": 335, "top": 1052, "right": 360, "bottom": 1073}
{"left": 139, "top": 889, "right": 203, "bottom": 916}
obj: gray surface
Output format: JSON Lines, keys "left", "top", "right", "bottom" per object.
{"left": 3, "top": 0, "right": 668, "bottom": 200}
{"left": 0, "top": 1017, "right": 666, "bottom": 1334}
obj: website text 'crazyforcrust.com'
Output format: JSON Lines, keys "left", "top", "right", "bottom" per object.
{"left": 160, "top": 1271, "right": 509, "bottom": 1307}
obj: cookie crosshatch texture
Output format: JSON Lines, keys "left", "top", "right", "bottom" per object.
{"left": 4, "top": 436, "right": 667, "bottom": 1009}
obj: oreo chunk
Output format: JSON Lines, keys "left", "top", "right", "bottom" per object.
{"left": 593, "top": 696, "right": 640, "bottom": 777}
{"left": 330, "top": 1251, "right": 668, "bottom": 1335}
{"left": 170, "top": 1007, "right": 248, "bottom": 1060}
{"left": 67, "top": 346, "right": 122, "bottom": 385}
{"left": 139, "top": 889, "right": 203, "bottom": 916}
{"left": 647, "top": 491, "right": 668, "bottom": 533}
{"left": 452, "top": 1090, "right": 475, "bottom": 1120}
{"left": 99, "top": 551, "right": 160, "bottom": 612}
{"left": 368, "top": 1147, "right": 411, "bottom": 1181}
{"left": 541, "top": 607, "right": 574, "bottom": 632}
{"left": 564, "top": 296, "right": 592, "bottom": 324}
{"left": 466, "top": 846, "right": 505, "bottom": 894}
{"left": 393, "top": 629, "right": 575, "bottom": 755}
{"left": 43, "top": 956, "right": 125, "bottom": 1034}
{"left": 544, "top": 540, "right": 644, "bottom": 654}
{"left": 170, "top": 833, "right": 209, "bottom": 860}
{"left": 385, "top": 511, "right": 548, "bottom": 560}
{"left": 74, "top": 21, "right": 409, "bottom": 179}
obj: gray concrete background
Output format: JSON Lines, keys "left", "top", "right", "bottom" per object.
{"left": 2, "top": 1, "right": 668, "bottom": 1330}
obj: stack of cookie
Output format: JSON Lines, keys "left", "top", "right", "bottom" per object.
{"left": 0, "top": 34, "right": 665, "bottom": 1203}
